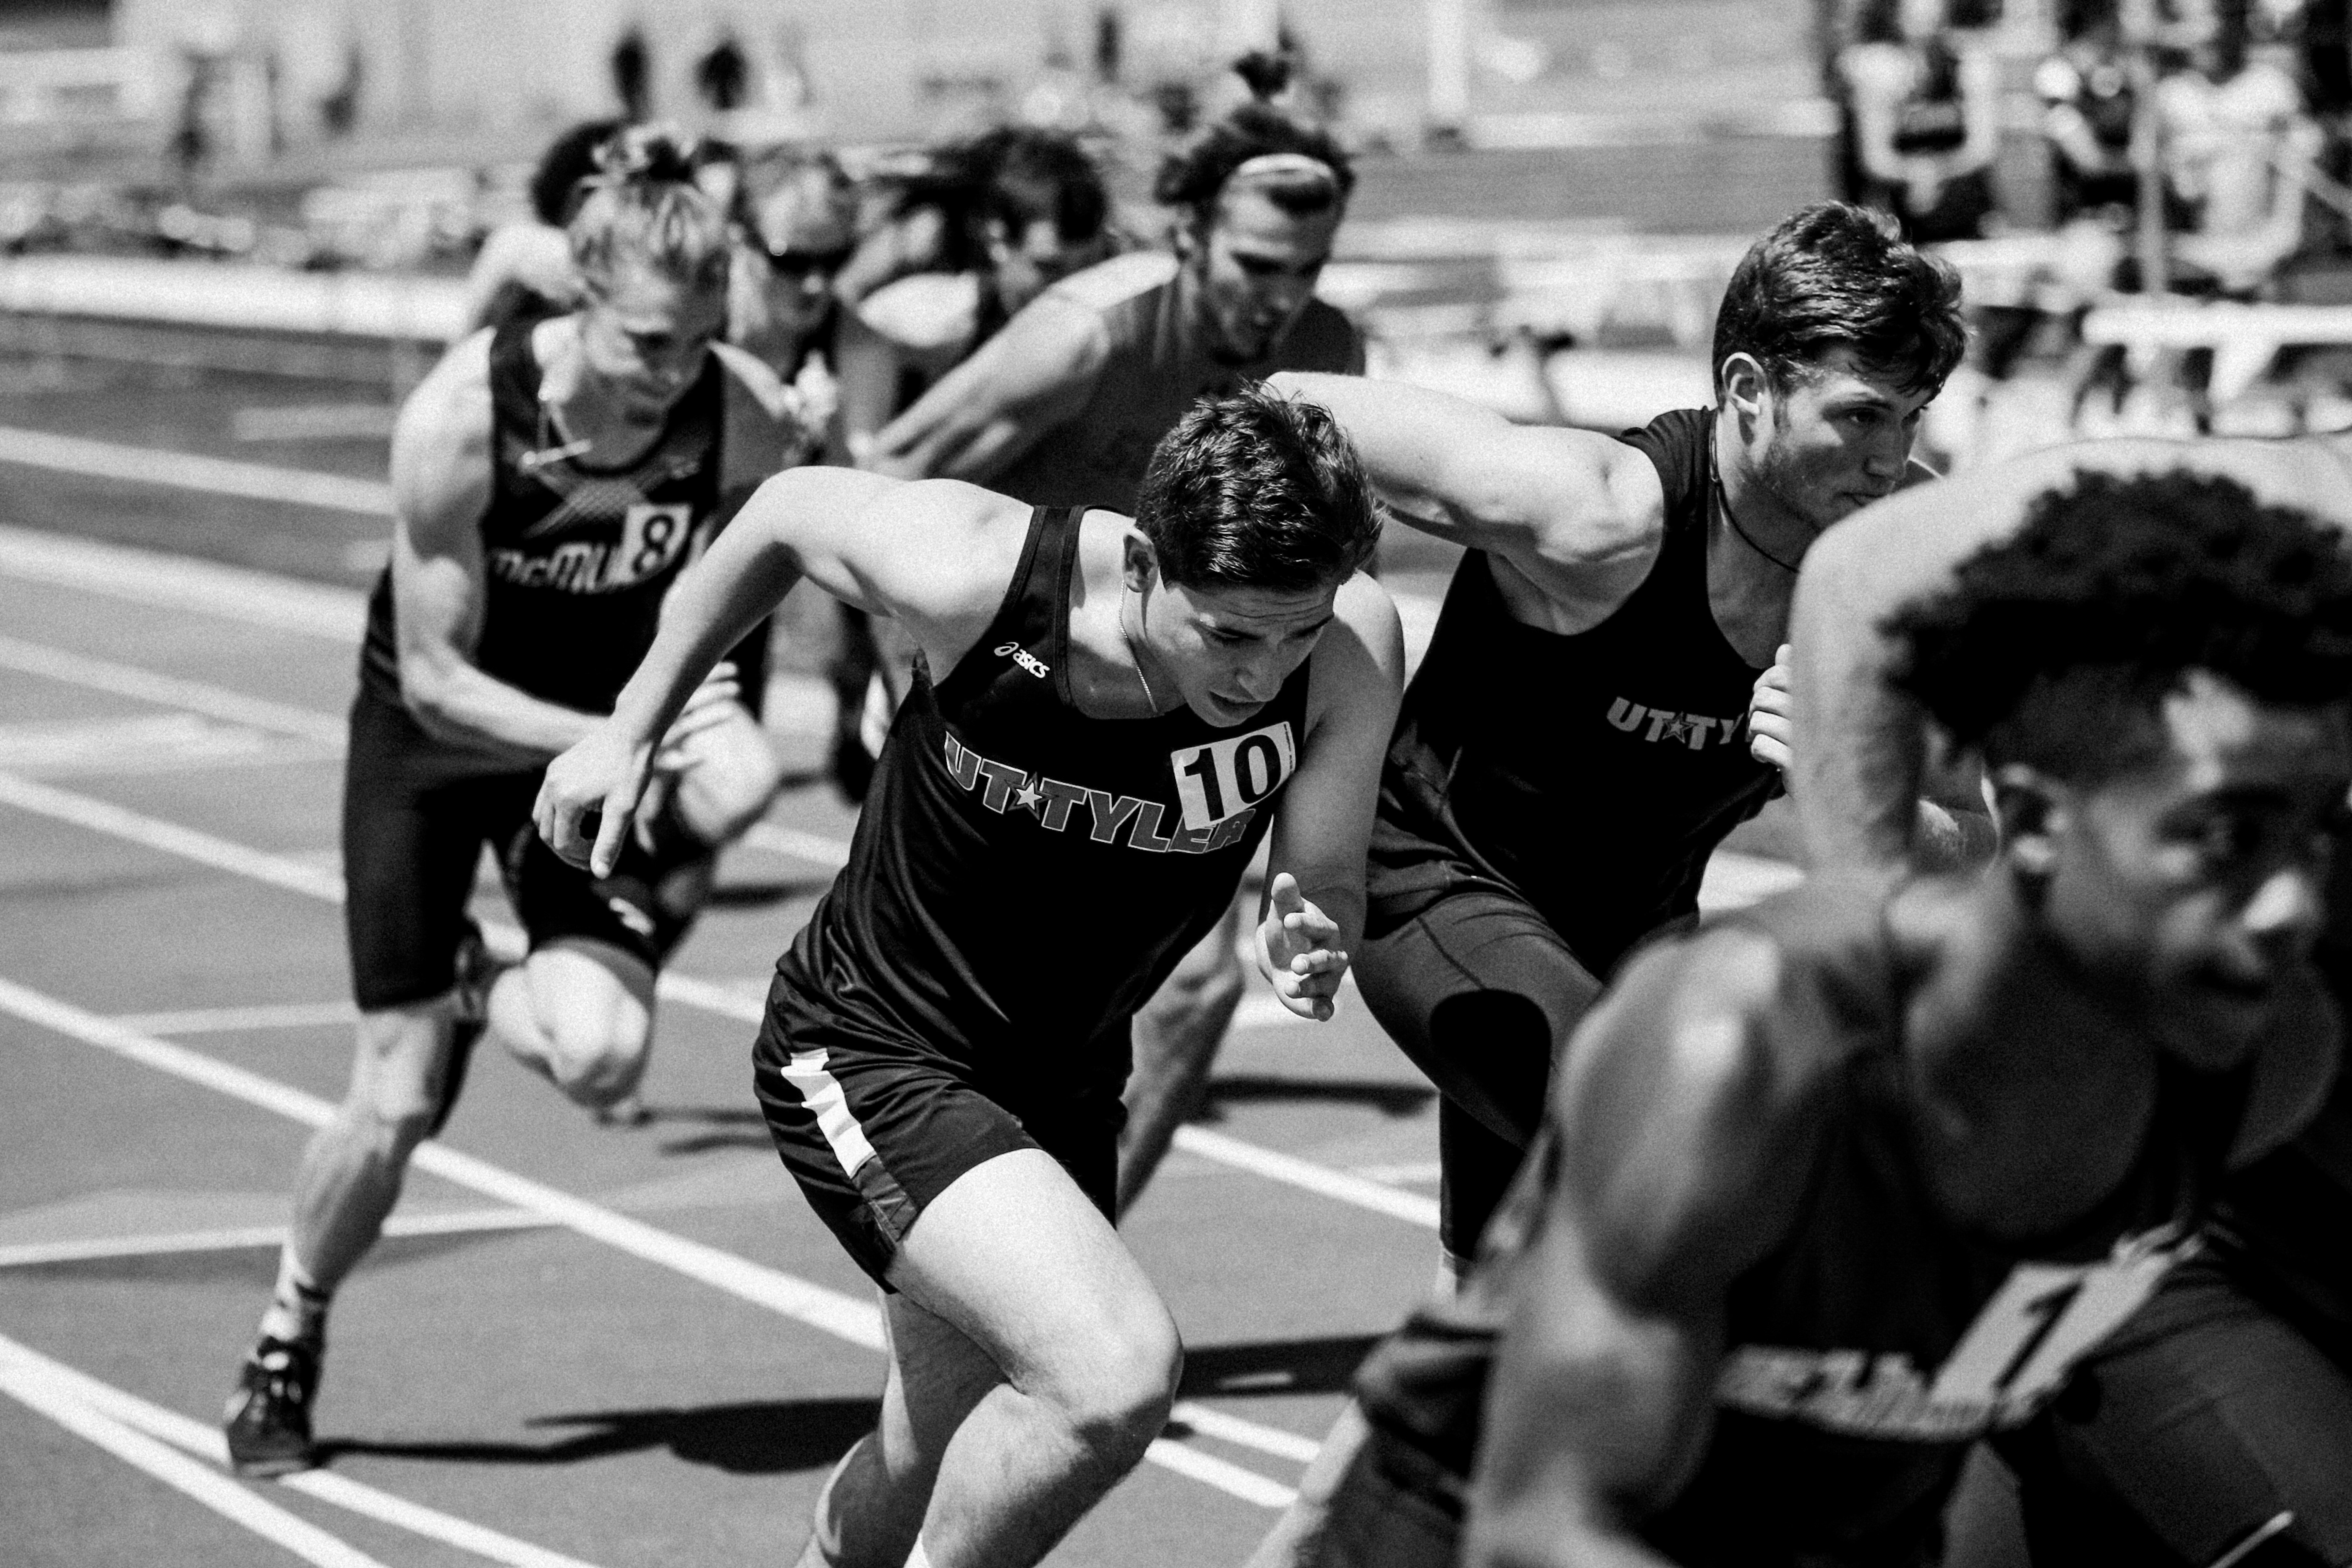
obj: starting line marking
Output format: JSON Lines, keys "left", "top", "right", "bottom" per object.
{"left": 112, "top": 1000, "right": 359, "bottom": 1036}
{"left": 0, "top": 426, "right": 394, "bottom": 515}
{"left": 0, "top": 974, "right": 1305, "bottom": 1511}
{"left": 0, "top": 1332, "right": 389, "bottom": 1568}
{"left": 0, "top": 1329, "right": 603, "bottom": 1568}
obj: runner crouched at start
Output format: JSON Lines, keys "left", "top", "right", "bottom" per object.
{"left": 222, "top": 125, "right": 820, "bottom": 1477}
{"left": 536, "top": 385, "right": 1404, "bottom": 1568}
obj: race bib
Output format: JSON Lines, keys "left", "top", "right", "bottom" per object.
{"left": 613, "top": 502, "right": 694, "bottom": 586}
{"left": 1927, "top": 1232, "right": 2183, "bottom": 1410}
{"left": 1170, "top": 721, "right": 1297, "bottom": 830}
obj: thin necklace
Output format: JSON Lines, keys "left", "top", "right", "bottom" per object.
{"left": 1120, "top": 588, "right": 1162, "bottom": 713}
{"left": 1714, "top": 474, "right": 1803, "bottom": 574}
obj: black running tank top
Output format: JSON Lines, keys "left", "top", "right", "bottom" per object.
{"left": 1370, "top": 408, "right": 1776, "bottom": 961}
{"left": 772, "top": 506, "right": 1312, "bottom": 1066}
{"left": 360, "top": 319, "right": 725, "bottom": 714}
{"left": 1356, "top": 877, "right": 2255, "bottom": 1568}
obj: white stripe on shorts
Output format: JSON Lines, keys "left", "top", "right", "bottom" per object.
{"left": 782, "top": 1048, "right": 879, "bottom": 1178}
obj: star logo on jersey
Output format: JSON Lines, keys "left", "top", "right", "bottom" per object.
{"left": 1010, "top": 779, "right": 1046, "bottom": 816}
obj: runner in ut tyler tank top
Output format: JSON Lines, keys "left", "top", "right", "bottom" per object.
{"left": 755, "top": 504, "right": 1312, "bottom": 1272}
{"left": 1271, "top": 200, "right": 1966, "bottom": 1275}
{"left": 533, "top": 386, "right": 1402, "bottom": 1566}
{"left": 1263, "top": 472, "right": 2352, "bottom": 1563}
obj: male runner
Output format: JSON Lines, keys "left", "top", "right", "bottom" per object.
{"left": 859, "top": 97, "right": 1364, "bottom": 1212}
{"left": 534, "top": 385, "right": 1403, "bottom": 1568}
{"left": 458, "top": 118, "right": 621, "bottom": 334}
{"left": 222, "top": 127, "right": 818, "bottom": 1476}
{"left": 1315, "top": 468, "right": 2352, "bottom": 1568}
{"left": 1792, "top": 439, "right": 2352, "bottom": 1564}
{"left": 1268, "top": 200, "right": 1963, "bottom": 1280}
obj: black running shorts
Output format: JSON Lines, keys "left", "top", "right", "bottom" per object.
{"left": 752, "top": 985, "right": 1127, "bottom": 1288}
{"left": 341, "top": 685, "right": 704, "bottom": 1010}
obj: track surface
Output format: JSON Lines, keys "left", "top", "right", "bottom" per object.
{"left": 0, "top": 354, "right": 1798, "bottom": 1567}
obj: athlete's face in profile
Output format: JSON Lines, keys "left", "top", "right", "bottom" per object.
{"left": 2026, "top": 671, "right": 2349, "bottom": 1067}
{"left": 988, "top": 216, "right": 1110, "bottom": 317}
{"left": 1735, "top": 347, "right": 1935, "bottom": 532}
{"left": 1182, "top": 186, "right": 1344, "bottom": 364}
{"left": 577, "top": 260, "right": 728, "bottom": 425}
{"left": 1133, "top": 567, "right": 1341, "bottom": 728}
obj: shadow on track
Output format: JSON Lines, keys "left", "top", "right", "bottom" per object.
{"left": 1178, "top": 1334, "right": 1381, "bottom": 1399}
{"left": 316, "top": 1396, "right": 880, "bottom": 1474}
{"left": 1198, "top": 1076, "right": 1433, "bottom": 1118}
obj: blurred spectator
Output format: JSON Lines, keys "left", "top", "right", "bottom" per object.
{"left": 2039, "top": 1, "right": 2144, "bottom": 220}
{"left": 2159, "top": 0, "right": 2321, "bottom": 291}
{"left": 1840, "top": 0, "right": 2002, "bottom": 239}
{"left": 458, "top": 118, "right": 622, "bottom": 334}
{"left": 728, "top": 145, "right": 856, "bottom": 414}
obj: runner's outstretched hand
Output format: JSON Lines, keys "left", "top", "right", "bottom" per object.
{"left": 1746, "top": 644, "right": 1793, "bottom": 777}
{"left": 1258, "top": 871, "right": 1348, "bottom": 1022}
{"left": 537, "top": 664, "right": 736, "bottom": 878}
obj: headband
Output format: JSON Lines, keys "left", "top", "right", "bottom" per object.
{"left": 1226, "top": 152, "right": 1341, "bottom": 191}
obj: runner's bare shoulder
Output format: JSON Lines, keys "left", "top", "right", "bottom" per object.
{"left": 389, "top": 329, "right": 496, "bottom": 529}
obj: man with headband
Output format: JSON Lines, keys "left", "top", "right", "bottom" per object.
{"left": 859, "top": 95, "right": 1364, "bottom": 1215}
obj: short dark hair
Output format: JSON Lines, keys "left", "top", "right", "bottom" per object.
{"left": 1712, "top": 202, "right": 1966, "bottom": 400}
{"left": 1134, "top": 384, "right": 1381, "bottom": 593}
{"left": 1886, "top": 470, "right": 2352, "bottom": 779}
{"left": 1153, "top": 102, "right": 1354, "bottom": 226}
{"left": 530, "top": 118, "right": 626, "bottom": 227}
{"left": 966, "top": 126, "right": 1108, "bottom": 246}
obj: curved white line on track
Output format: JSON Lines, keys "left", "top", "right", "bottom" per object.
{"left": 0, "top": 1334, "right": 390, "bottom": 1568}
{"left": 0, "top": 1331, "right": 603, "bottom": 1568}
{"left": 0, "top": 523, "right": 367, "bottom": 640}
{"left": 0, "top": 1207, "right": 554, "bottom": 1269}
{"left": 1171, "top": 1126, "right": 1441, "bottom": 1230}
{"left": 0, "top": 634, "right": 350, "bottom": 746}
{"left": 0, "top": 975, "right": 1316, "bottom": 1508}
{"left": 0, "top": 427, "right": 394, "bottom": 515}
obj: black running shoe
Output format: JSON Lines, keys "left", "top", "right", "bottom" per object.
{"left": 223, "top": 1336, "right": 320, "bottom": 1476}
{"left": 430, "top": 922, "right": 496, "bottom": 1138}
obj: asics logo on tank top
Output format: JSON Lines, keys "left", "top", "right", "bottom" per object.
{"left": 939, "top": 722, "right": 1296, "bottom": 854}
{"left": 994, "top": 642, "right": 1051, "bottom": 679}
{"left": 1606, "top": 696, "right": 1748, "bottom": 751}
{"left": 1716, "top": 1225, "right": 2194, "bottom": 1441}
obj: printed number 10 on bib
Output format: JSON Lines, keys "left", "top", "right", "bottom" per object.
{"left": 1171, "top": 722, "right": 1297, "bottom": 831}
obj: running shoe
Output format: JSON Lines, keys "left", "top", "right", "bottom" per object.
{"left": 223, "top": 1336, "right": 320, "bottom": 1476}
{"left": 430, "top": 921, "right": 497, "bottom": 1137}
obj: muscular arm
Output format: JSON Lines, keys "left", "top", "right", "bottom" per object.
{"left": 537, "top": 470, "right": 1026, "bottom": 871}
{"left": 859, "top": 292, "right": 1109, "bottom": 482}
{"left": 387, "top": 330, "right": 604, "bottom": 765}
{"left": 1268, "top": 371, "right": 1665, "bottom": 629}
{"left": 1258, "top": 574, "right": 1406, "bottom": 1017}
{"left": 1464, "top": 932, "right": 1817, "bottom": 1568}
{"left": 1791, "top": 435, "right": 2352, "bottom": 874}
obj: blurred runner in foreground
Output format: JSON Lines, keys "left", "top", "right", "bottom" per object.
{"left": 223, "top": 127, "right": 821, "bottom": 1477}
{"left": 534, "top": 387, "right": 1402, "bottom": 1568}
{"left": 1796, "top": 433, "right": 2352, "bottom": 1565}
{"left": 858, "top": 90, "right": 1364, "bottom": 1215}
{"left": 1303, "top": 469, "right": 2351, "bottom": 1568}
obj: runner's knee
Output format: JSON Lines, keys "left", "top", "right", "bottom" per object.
{"left": 343, "top": 1007, "right": 453, "bottom": 1152}
{"left": 542, "top": 1007, "right": 651, "bottom": 1107}
{"left": 668, "top": 704, "right": 783, "bottom": 845}
{"left": 1037, "top": 1304, "right": 1183, "bottom": 1468}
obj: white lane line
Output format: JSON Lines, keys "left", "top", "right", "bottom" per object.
{"left": 1170, "top": 1401, "right": 1323, "bottom": 1465}
{"left": 0, "top": 523, "right": 367, "bottom": 640}
{"left": 0, "top": 769, "right": 1460, "bottom": 1248}
{"left": 113, "top": 1000, "right": 359, "bottom": 1035}
{"left": 1170, "top": 1126, "right": 1440, "bottom": 1231}
{"left": 0, "top": 1330, "right": 602, "bottom": 1568}
{"left": 1350, "top": 1160, "right": 1444, "bottom": 1185}
{"left": 741, "top": 822, "right": 852, "bottom": 868}
{"left": 0, "top": 633, "right": 349, "bottom": 745}
{"left": 0, "top": 1333, "right": 389, "bottom": 1568}
{"left": 0, "top": 1208, "right": 554, "bottom": 1269}
{"left": 0, "top": 976, "right": 1311, "bottom": 1508}
{"left": 0, "top": 426, "right": 394, "bottom": 515}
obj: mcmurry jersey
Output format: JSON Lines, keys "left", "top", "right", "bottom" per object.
{"left": 1355, "top": 877, "right": 2258, "bottom": 1568}
{"left": 771, "top": 505, "right": 1310, "bottom": 1068}
{"left": 361, "top": 319, "right": 726, "bottom": 716}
